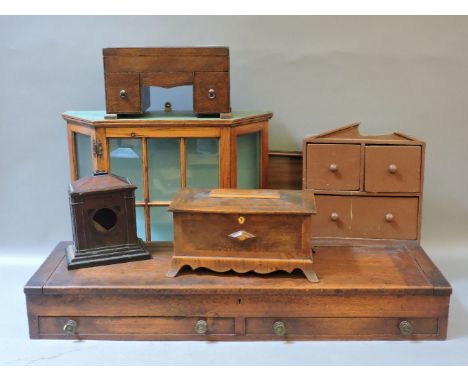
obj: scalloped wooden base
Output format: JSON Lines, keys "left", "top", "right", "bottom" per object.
{"left": 166, "top": 256, "right": 319, "bottom": 283}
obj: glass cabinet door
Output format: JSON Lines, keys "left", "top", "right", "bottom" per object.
{"left": 237, "top": 132, "right": 261, "bottom": 189}
{"left": 186, "top": 138, "right": 220, "bottom": 188}
{"left": 74, "top": 133, "right": 93, "bottom": 179}
{"left": 109, "top": 138, "right": 144, "bottom": 201}
{"left": 108, "top": 136, "right": 220, "bottom": 243}
{"left": 147, "top": 139, "right": 181, "bottom": 201}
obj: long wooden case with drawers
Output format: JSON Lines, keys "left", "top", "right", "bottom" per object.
{"left": 24, "top": 241, "right": 451, "bottom": 341}
{"left": 303, "top": 123, "right": 425, "bottom": 242}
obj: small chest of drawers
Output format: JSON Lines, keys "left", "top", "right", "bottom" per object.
{"left": 303, "top": 123, "right": 425, "bottom": 242}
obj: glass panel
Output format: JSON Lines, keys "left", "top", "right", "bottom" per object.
{"left": 237, "top": 132, "right": 261, "bottom": 189}
{"left": 74, "top": 133, "right": 92, "bottom": 179}
{"left": 135, "top": 207, "right": 146, "bottom": 241}
{"left": 109, "top": 138, "right": 144, "bottom": 201}
{"left": 150, "top": 206, "right": 173, "bottom": 241}
{"left": 147, "top": 139, "right": 181, "bottom": 201}
{"left": 186, "top": 138, "right": 219, "bottom": 188}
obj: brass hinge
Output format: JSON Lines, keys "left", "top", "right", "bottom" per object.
{"left": 93, "top": 139, "right": 103, "bottom": 158}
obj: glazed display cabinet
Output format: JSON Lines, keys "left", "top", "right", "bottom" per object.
{"left": 63, "top": 111, "right": 272, "bottom": 242}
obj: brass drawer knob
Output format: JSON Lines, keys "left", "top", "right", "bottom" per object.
{"left": 195, "top": 319, "right": 208, "bottom": 335}
{"left": 385, "top": 213, "right": 394, "bottom": 222}
{"left": 208, "top": 89, "right": 216, "bottom": 99}
{"left": 399, "top": 320, "right": 414, "bottom": 335}
{"left": 329, "top": 163, "right": 338, "bottom": 172}
{"left": 330, "top": 212, "right": 339, "bottom": 222}
{"left": 273, "top": 321, "right": 286, "bottom": 336}
{"left": 388, "top": 164, "right": 398, "bottom": 174}
{"left": 63, "top": 319, "right": 77, "bottom": 335}
{"left": 119, "top": 89, "right": 128, "bottom": 99}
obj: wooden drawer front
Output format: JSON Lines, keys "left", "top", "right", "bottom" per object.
{"left": 310, "top": 195, "right": 353, "bottom": 238}
{"left": 39, "top": 316, "right": 234, "bottom": 336}
{"left": 306, "top": 144, "right": 361, "bottom": 191}
{"left": 312, "top": 195, "right": 419, "bottom": 239}
{"left": 365, "top": 145, "right": 422, "bottom": 192}
{"left": 174, "top": 213, "right": 306, "bottom": 256}
{"left": 105, "top": 73, "right": 141, "bottom": 114}
{"left": 246, "top": 317, "right": 438, "bottom": 337}
{"left": 194, "top": 72, "right": 230, "bottom": 114}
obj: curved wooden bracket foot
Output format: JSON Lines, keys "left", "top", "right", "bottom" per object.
{"left": 166, "top": 263, "right": 182, "bottom": 277}
{"left": 302, "top": 264, "right": 319, "bottom": 283}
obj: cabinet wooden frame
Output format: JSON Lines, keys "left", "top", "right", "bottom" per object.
{"left": 63, "top": 111, "right": 272, "bottom": 242}
{"left": 303, "top": 123, "right": 425, "bottom": 243}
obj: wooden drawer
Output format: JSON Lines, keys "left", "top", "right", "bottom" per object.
{"left": 246, "top": 317, "right": 439, "bottom": 337}
{"left": 305, "top": 143, "right": 361, "bottom": 191}
{"left": 365, "top": 145, "right": 422, "bottom": 192}
{"left": 312, "top": 195, "right": 419, "bottom": 239}
{"left": 105, "top": 73, "right": 141, "bottom": 114}
{"left": 38, "top": 316, "right": 235, "bottom": 337}
{"left": 194, "top": 72, "right": 230, "bottom": 114}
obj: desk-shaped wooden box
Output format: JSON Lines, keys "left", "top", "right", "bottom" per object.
{"left": 24, "top": 241, "right": 451, "bottom": 340}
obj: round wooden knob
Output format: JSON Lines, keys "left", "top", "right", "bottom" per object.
{"left": 330, "top": 212, "right": 339, "bottom": 222}
{"left": 63, "top": 319, "right": 77, "bottom": 335}
{"left": 399, "top": 320, "right": 414, "bottom": 335}
{"left": 388, "top": 164, "right": 398, "bottom": 174}
{"left": 119, "top": 89, "right": 127, "bottom": 99}
{"left": 273, "top": 321, "right": 286, "bottom": 336}
{"left": 385, "top": 213, "right": 394, "bottom": 222}
{"left": 329, "top": 163, "right": 338, "bottom": 172}
{"left": 194, "top": 319, "right": 208, "bottom": 335}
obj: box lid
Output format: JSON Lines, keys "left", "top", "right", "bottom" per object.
{"left": 69, "top": 173, "right": 136, "bottom": 195}
{"left": 103, "top": 47, "right": 229, "bottom": 57}
{"left": 168, "top": 188, "right": 316, "bottom": 215}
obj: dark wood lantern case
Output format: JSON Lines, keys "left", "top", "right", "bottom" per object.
{"left": 66, "top": 172, "right": 150, "bottom": 269}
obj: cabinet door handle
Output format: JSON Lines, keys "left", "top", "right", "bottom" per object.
{"left": 208, "top": 89, "right": 216, "bottom": 99}
{"left": 119, "top": 89, "right": 128, "bottom": 99}
{"left": 330, "top": 212, "right": 339, "bottom": 221}
{"left": 329, "top": 163, "right": 338, "bottom": 172}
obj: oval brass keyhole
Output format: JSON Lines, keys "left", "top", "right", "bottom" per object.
{"left": 238, "top": 216, "right": 245, "bottom": 224}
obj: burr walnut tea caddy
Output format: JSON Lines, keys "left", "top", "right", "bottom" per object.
{"left": 167, "top": 188, "right": 318, "bottom": 282}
